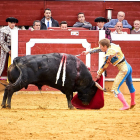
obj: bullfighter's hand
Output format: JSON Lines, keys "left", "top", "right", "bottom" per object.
{"left": 96, "top": 75, "right": 101, "bottom": 79}
{"left": 9, "top": 51, "right": 11, "bottom": 56}
{"left": 107, "top": 53, "right": 118, "bottom": 63}
{"left": 107, "top": 55, "right": 113, "bottom": 63}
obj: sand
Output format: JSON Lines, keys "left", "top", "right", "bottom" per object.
{"left": 0, "top": 91, "right": 140, "bottom": 140}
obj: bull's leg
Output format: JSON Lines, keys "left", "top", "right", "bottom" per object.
{"left": 65, "top": 91, "right": 74, "bottom": 109}
{"left": 6, "top": 89, "right": 15, "bottom": 109}
{"left": 1, "top": 88, "right": 9, "bottom": 108}
{"left": 6, "top": 85, "right": 23, "bottom": 109}
{"left": 2, "top": 84, "right": 25, "bottom": 109}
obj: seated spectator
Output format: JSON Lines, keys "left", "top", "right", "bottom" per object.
{"left": 41, "top": 8, "right": 59, "bottom": 30}
{"left": 73, "top": 12, "right": 92, "bottom": 29}
{"left": 131, "top": 20, "right": 140, "bottom": 34}
{"left": 33, "top": 20, "right": 41, "bottom": 30}
{"left": 21, "top": 26, "right": 26, "bottom": 30}
{"left": 111, "top": 22, "right": 127, "bottom": 34}
{"left": 104, "top": 11, "right": 132, "bottom": 29}
{"left": 29, "top": 20, "right": 41, "bottom": 31}
{"left": 90, "top": 17, "right": 112, "bottom": 42}
{"left": 17, "top": 26, "right": 26, "bottom": 30}
{"left": 60, "top": 21, "right": 67, "bottom": 30}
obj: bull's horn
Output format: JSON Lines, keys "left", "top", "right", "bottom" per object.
{"left": 95, "top": 82, "right": 104, "bottom": 91}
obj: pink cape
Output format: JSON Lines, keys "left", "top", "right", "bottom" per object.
{"left": 71, "top": 75, "right": 104, "bottom": 109}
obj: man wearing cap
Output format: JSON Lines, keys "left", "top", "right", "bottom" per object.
{"left": 73, "top": 12, "right": 92, "bottom": 29}
{"left": 90, "top": 17, "right": 112, "bottom": 42}
{"left": 0, "top": 17, "right": 19, "bottom": 76}
{"left": 41, "top": 8, "right": 59, "bottom": 30}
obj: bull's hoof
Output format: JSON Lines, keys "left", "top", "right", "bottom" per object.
{"left": 1, "top": 104, "right": 6, "bottom": 108}
{"left": 6, "top": 105, "right": 11, "bottom": 109}
{"left": 69, "top": 105, "right": 75, "bottom": 110}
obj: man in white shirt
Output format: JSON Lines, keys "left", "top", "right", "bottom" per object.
{"left": 111, "top": 22, "right": 127, "bottom": 34}
{"left": 41, "top": 8, "right": 59, "bottom": 30}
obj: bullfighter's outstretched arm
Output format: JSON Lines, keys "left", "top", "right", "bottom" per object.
{"left": 81, "top": 47, "right": 102, "bottom": 56}
{"left": 88, "top": 47, "right": 102, "bottom": 54}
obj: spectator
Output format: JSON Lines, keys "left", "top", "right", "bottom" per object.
{"left": 111, "top": 22, "right": 127, "bottom": 34}
{"left": 73, "top": 12, "right": 92, "bottom": 29}
{"left": 17, "top": 26, "right": 26, "bottom": 30}
{"left": 60, "top": 21, "right": 67, "bottom": 30}
{"left": 0, "top": 17, "right": 19, "bottom": 76}
{"left": 131, "top": 20, "right": 140, "bottom": 34}
{"left": 104, "top": 11, "right": 132, "bottom": 29}
{"left": 90, "top": 17, "right": 112, "bottom": 42}
{"left": 29, "top": 20, "right": 41, "bottom": 31}
{"left": 21, "top": 26, "right": 26, "bottom": 30}
{"left": 41, "top": 8, "right": 59, "bottom": 30}
{"left": 33, "top": 20, "right": 41, "bottom": 30}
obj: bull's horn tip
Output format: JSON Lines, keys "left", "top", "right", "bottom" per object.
{"left": 95, "top": 82, "right": 104, "bottom": 91}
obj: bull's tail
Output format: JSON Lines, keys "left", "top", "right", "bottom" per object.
{"left": 7, "top": 59, "right": 23, "bottom": 89}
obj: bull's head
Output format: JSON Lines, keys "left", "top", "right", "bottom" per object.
{"left": 78, "top": 81, "right": 103, "bottom": 105}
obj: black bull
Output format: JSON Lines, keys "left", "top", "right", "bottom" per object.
{"left": 1, "top": 53, "right": 102, "bottom": 109}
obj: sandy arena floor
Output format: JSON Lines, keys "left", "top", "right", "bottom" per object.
{"left": 0, "top": 90, "right": 140, "bottom": 140}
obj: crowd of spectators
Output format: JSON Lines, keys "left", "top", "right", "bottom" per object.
{"left": 28, "top": 10, "right": 140, "bottom": 35}
{"left": 0, "top": 9, "right": 139, "bottom": 33}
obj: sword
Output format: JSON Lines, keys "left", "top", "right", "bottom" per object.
{"left": 75, "top": 53, "right": 82, "bottom": 57}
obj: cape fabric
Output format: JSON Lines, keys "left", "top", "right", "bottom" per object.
{"left": 71, "top": 75, "right": 104, "bottom": 109}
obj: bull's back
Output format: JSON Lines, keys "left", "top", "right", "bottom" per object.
{"left": 32, "top": 53, "right": 79, "bottom": 86}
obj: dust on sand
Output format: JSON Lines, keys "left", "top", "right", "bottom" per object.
{"left": 0, "top": 91, "right": 140, "bottom": 140}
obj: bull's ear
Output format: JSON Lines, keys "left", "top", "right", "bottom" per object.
{"left": 95, "top": 82, "right": 104, "bottom": 91}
